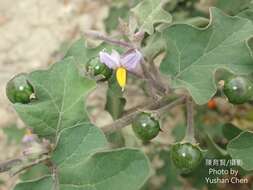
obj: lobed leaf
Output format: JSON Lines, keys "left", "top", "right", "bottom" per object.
{"left": 160, "top": 8, "right": 253, "bottom": 104}
{"left": 14, "top": 57, "right": 96, "bottom": 139}
{"left": 65, "top": 38, "right": 107, "bottom": 67}
{"left": 215, "top": 0, "right": 251, "bottom": 15}
{"left": 131, "top": 0, "right": 172, "bottom": 34}
{"left": 104, "top": 6, "right": 129, "bottom": 33}
{"left": 238, "top": 8, "right": 253, "bottom": 21}
{"left": 14, "top": 125, "right": 151, "bottom": 190}
{"left": 227, "top": 131, "right": 253, "bottom": 171}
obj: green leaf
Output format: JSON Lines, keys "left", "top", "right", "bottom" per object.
{"left": 227, "top": 131, "right": 253, "bottom": 171}
{"left": 142, "top": 32, "right": 165, "bottom": 60}
{"left": 52, "top": 123, "right": 107, "bottom": 166}
{"left": 14, "top": 57, "right": 96, "bottom": 139}
{"left": 238, "top": 8, "right": 253, "bottom": 21}
{"left": 222, "top": 123, "right": 242, "bottom": 141}
{"left": 106, "top": 131, "right": 125, "bottom": 148}
{"left": 65, "top": 38, "right": 106, "bottom": 67}
{"left": 204, "top": 132, "right": 228, "bottom": 157}
{"left": 20, "top": 164, "right": 50, "bottom": 181}
{"left": 171, "top": 123, "right": 186, "bottom": 142}
{"left": 131, "top": 0, "right": 172, "bottom": 34}
{"left": 104, "top": 75, "right": 126, "bottom": 147}
{"left": 104, "top": 6, "right": 129, "bottom": 33}
{"left": 14, "top": 176, "right": 53, "bottom": 190}
{"left": 157, "top": 150, "right": 182, "bottom": 189}
{"left": 65, "top": 38, "right": 123, "bottom": 73}
{"left": 160, "top": 8, "right": 253, "bottom": 104}
{"left": 14, "top": 124, "right": 151, "bottom": 190}
{"left": 105, "top": 75, "right": 126, "bottom": 120}
{"left": 215, "top": 0, "right": 251, "bottom": 15}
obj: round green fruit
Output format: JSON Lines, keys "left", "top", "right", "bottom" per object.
{"left": 6, "top": 73, "right": 34, "bottom": 104}
{"left": 87, "top": 58, "right": 112, "bottom": 80}
{"left": 223, "top": 76, "right": 253, "bottom": 104}
{"left": 170, "top": 143, "right": 203, "bottom": 174}
{"left": 132, "top": 112, "right": 160, "bottom": 142}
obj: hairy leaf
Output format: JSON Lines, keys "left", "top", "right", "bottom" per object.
{"left": 20, "top": 164, "right": 50, "bottom": 181}
{"left": 131, "top": 0, "right": 172, "bottom": 34}
{"left": 215, "top": 0, "right": 251, "bottom": 15}
{"left": 238, "top": 8, "right": 253, "bottom": 21}
{"left": 14, "top": 125, "right": 151, "bottom": 190}
{"left": 65, "top": 38, "right": 107, "bottom": 67}
{"left": 14, "top": 58, "right": 96, "bottom": 138}
{"left": 227, "top": 131, "right": 253, "bottom": 171}
{"left": 160, "top": 8, "right": 253, "bottom": 104}
{"left": 104, "top": 6, "right": 129, "bottom": 33}
{"left": 222, "top": 123, "right": 242, "bottom": 141}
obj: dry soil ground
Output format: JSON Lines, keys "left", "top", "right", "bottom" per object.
{"left": 0, "top": 0, "right": 108, "bottom": 189}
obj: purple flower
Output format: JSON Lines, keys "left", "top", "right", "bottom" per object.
{"left": 22, "top": 129, "right": 37, "bottom": 143}
{"left": 99, "top": 49, "right": 142, "bottom": 71}
{"left": 99, "top": 50, "right": 121, "bottom": 69}
{"left": 22, "top": 135, "right": 35, "bottom": 143}
{"left": 99, "top": 49, "right": 143, "bottom": 89}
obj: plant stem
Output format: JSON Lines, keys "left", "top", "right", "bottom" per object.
{"left": 141, "top": 61, "right": 168, "bottom": 95}
{"left": 154, "top": 96, "right": 186, "bottom": 118}
{"left": 52, "top": 163, "right": 60, "bottom": 190}
{"left": 183, "top": 97, "right": 196, "bottom": 144}
{"left": 11, "top": 156, "right": 50, "bottom": 176}
{"left": 122, "top": 101, "right": 151, "bottom": 116}
{"left": 84, "top": 30, "right": 134, "bottom": 49}
{"left": 85, "top": 30, "right": 170, "bottom": 97}
{"left": 0, "top": 159, "right": 23, "bottom": 173}
{"left": 102, "top": 96, "right": 185, "bottom": 133}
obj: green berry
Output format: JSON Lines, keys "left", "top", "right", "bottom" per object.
{"left": 132, "top": 112, "right": 160, "bottom": 142}
{"left": 171, "top": 143, "right": 203, "bottom": 174}
{"left": 6, "top": 73, "right": 34, "bottom": 104}
{"left": 223, "top": 76, "right": 253, "bottom": 104}
{"left": 87, "top": 58, "right": 112, "bottom": 80}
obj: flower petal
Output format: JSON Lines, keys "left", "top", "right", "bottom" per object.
{"left": 99, "top": 51, "right": 120, "bottom": 69}
{"left": 111, "top": 50, "right": 121, "bottom": 63}
{"left": 121, "top": 49, "right": 142, "bottom": 72}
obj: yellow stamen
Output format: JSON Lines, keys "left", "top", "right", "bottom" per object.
{"left": 116, "top": 67, "right": 127, "bottom": 90}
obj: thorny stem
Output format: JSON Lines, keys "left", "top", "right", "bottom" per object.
{"left": 102, "top": 96, "right": 185, "bottom": 133}
{"left": 84, "top": 30, "right": 135, "bottom": 49}
{"left": 183, "top": 97, "right": 196, "bottom": 144}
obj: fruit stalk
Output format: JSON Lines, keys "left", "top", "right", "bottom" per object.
{"left": 102, "top": 96, "right": 185, "bottom": 133}
{"left": 183, "top": 97, "right": 196, "bottom": 144}
{"left": 84, "top": 30, "right": 134, "bottom": 49}
{"left": 154, "top": 96, "right": 186, "bottom": 118}
{"left": 141, "top": 60, "right": 168, "bottom": 95}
